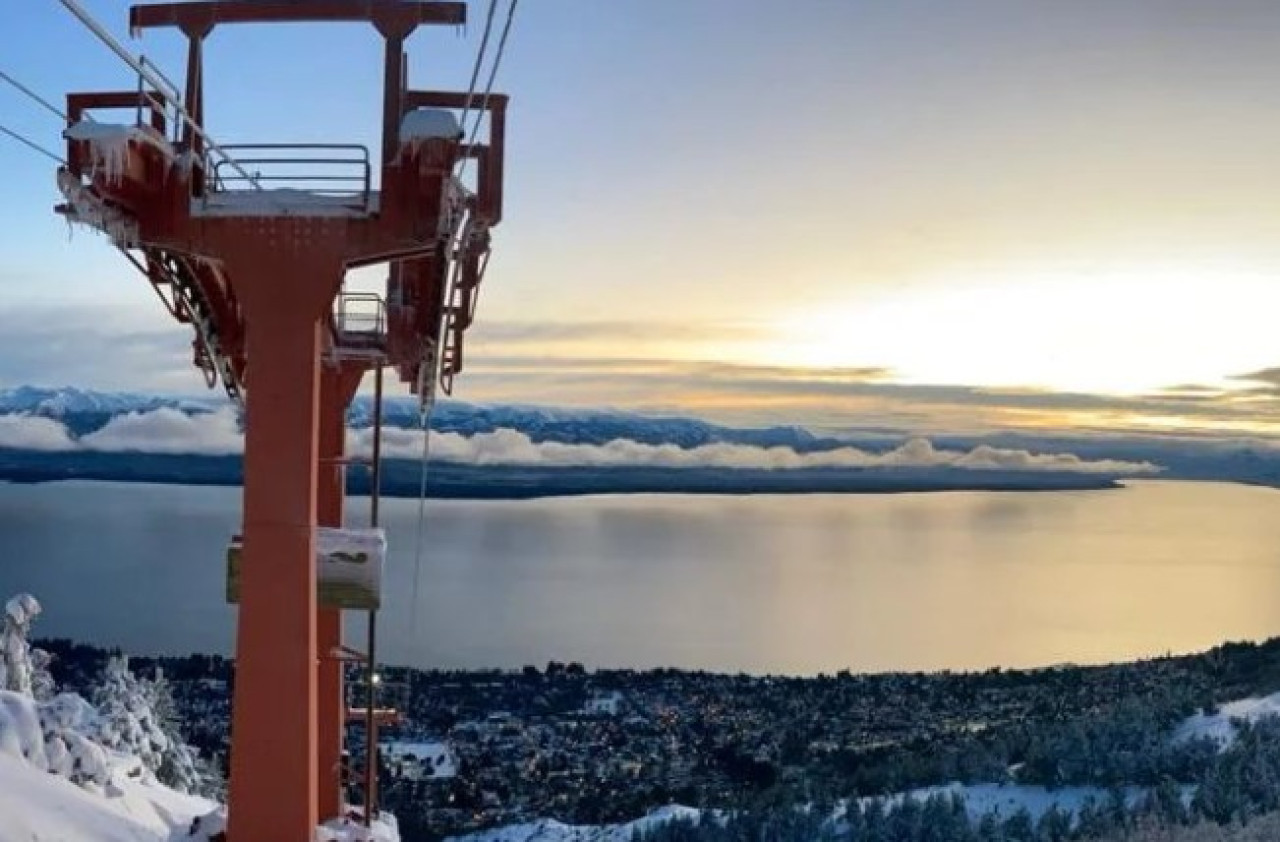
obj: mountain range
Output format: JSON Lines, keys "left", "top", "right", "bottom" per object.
{"left": 0, "top": 385, "right": 830, "bottom": 451}
{"left": 0, "top": 385, "right": 1277, "bottom": 496}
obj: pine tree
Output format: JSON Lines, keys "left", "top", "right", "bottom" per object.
{"left": 976, "top": 811, "right": 1004, "bottom": 842}
{"left": 91, "top": 655, "right": 167, "bottom": 778}
{"left": 141, "top": 667, "right": 208, "bottom": 795}
{"left": 1000, "top": 809, "right": 1035, "bottom": 842}
{"left": 194, "top": 751, "right": 228, "bottom": 802}
{"left": 1036, "top": 805, "right": 1072, "bottom": 842}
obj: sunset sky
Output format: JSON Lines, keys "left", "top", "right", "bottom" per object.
{"left": 2, "top": 1, "right": 1279, "bottom": 436}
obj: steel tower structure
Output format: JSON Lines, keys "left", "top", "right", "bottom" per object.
{"left": 55, "top": 3, "right": 507, "bottom": 839}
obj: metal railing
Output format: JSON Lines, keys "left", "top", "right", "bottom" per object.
{"left": 57, "top": 0, "right": 259, "bottom": 189}
{"left": 134, "top": 55, "right": 182, "bottom": 136}
{"left": 207, "top": 143, "right": 373, "bottom": 209}
{"left": 335, "top": 291, "right": 387, "bottom": 340}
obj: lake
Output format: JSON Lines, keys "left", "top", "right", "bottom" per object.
{"left": 1, "top": 479, "right": 1278, "bottom": 674}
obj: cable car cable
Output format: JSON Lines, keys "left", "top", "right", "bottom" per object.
{"left": 0, "top": 69, "right": 68, "bottom": 122}
{"left": 0, "top": 122, "right": 65, "bottom": 164}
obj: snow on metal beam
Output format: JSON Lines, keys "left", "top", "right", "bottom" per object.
{"left": 129, "top": 1, "right": 466, "bottom": 34}
{"left": 398, "top": 108, "right": 462, "bottom": 143}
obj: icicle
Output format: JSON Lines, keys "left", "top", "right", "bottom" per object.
{"left": 56, "top": 169, "right": 140, "bottom": 248}
{"left": 64, "top": 120, "right": 177, "bottom": 187}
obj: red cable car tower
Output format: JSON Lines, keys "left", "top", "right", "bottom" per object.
{"left": 54, "top": 3, "right": 507, "bottom": 839}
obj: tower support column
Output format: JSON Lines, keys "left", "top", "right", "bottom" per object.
{"left": 225, "top": 242, "right": 344, "bottom": 842}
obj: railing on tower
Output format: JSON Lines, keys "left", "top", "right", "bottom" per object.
{"left": 332, "top": 291, "right": 389, "bottom": 360}
{"left": 204, "top": 143, "right": 374, "bottom": 212}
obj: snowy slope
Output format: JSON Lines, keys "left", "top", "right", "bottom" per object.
{"left": 0, "top": 752, "right": 213, "bottom": 842}
{"left": 1173, "top": 692, "right": 1280, "bottom": 747}
{"left": 446, "top": 783, "right": 1180, "bottom": 842}
{"left": 444, "top": 805, "right": 704, "bottom": 842}
{"left": 383, "top": 739, "right": 458, "bottom": 779}
{"left": 0, "top": 750, "right": 405, "bottom": 842}
{"left": 880, "top": 782, "right": 1158, "bottom": 821}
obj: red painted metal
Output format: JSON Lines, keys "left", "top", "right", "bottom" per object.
{"left": 317, "top": 362, "right": 365, "bottom": 819}
{"left": 129, "top": 1, "right": 465, "bottom": 35}
{"left": 55, "top": 4, "right": 507, "bottom": 839}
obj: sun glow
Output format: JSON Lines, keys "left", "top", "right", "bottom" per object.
{"left": 757, "top": 264, "right": 1280, "bottom": 395}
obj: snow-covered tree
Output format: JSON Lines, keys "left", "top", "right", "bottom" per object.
{"left": 91, "top": 654, "right": 168, "bottom": 777}
{"left": 193, "top": 752, "right": 227, "bottom": 802}
{"left": 1, "top": 593, "right": 41, "bottom": 695}
{"left": 38, "top": 691, "right": 110, "bottom": 787}
{"left": 142, "top": 667, "right": 204, "bottom": 795}
{"left": 88, "top": 657, "right": 218, "bottom": 796}
{"left": 0, "top": 594, "right": 110, "bottom": 789}
{"left": 30, "top": 647, "right": 56, "bottom": 702}
{"left": 0, "top": 594, "right": 217, "bottom": 801}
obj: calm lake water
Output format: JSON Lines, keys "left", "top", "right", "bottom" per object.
{"left": 2, "top": 479, "right": 1279, "bottom": 674}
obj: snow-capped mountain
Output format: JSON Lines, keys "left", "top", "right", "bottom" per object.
{"left": 0, "top": 386, "right": 832, "bottom": 451}
{"left": 351, "top": 398, "right": 831, "bottom": 451}
{"left": 0, "top": 387, "right": 220, "bottom": 436}
{"left": 0, "top": 387, "right": 1274, "bottom": 490}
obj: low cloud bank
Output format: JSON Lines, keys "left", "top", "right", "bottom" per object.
{"left": 80, "top": 407, "right": 243, "bottom": 455}
{"left": 0, "top": 414, "right": 78, "bottom": 452}
{"left": 0, "top": 408, "right": 241, "bottom": 456}
{"left": 0, "top": 408, "right": 1159, "bottom": 475}
{"left": 354, "top": 426, "right": 1158, "bottom": 474}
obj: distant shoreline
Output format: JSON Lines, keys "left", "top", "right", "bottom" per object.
{"left": 0, "top": 449, "right": 1124, "bottom": 499}
{"left": 33, "top": 629, "right": 1280, "bottom": 687}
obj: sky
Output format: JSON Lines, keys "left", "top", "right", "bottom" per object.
{"left": 1, "top": 1, "right": 1279, "bottom": 437}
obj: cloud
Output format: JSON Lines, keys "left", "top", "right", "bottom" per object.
{"left": 0, "top": 408, "right": 245, "bottom": 456}
{"left": 0, "top": 302, "right": 1274, "bottom": 439}
{"left": 80, "top": 407, "right": 242, "bottom": 455}
{"left": 0, "top": 408, "right": 1155, "bottom": 474}
{"left": 949, "top": 443, "right": 1148, "bottom": 473}
{"left": 1233, "top": 368, "right": 1280, "bottom": 389}
{"left": 469, "top": 320, "right": 767, "bottom": 346}
{"left": 350, "top": 426, "right": 1157, "bottom": 475}
{"left": 1157, "top": 383, "right": 1227, "bottom": 395}
{"left": 0, "top": 305, "right": 198, "bottom": 394}
{"left": 0, "top": 414, "right": 78, "bottom": 451}
{"left": 450, "top": 354, "right": 1280, "bottom": 438}
{"left": 469, "top": 355, "right": 893, "bottom": 382}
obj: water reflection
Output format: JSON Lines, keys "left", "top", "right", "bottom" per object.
{"left": 0, "top": 480, "right": 1278, "bottom": 674}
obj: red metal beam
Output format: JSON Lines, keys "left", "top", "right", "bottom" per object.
{"left": 65, "top": 91, "right": 170, "bottom": 175}
{"left": 402, "top": 91, "right": 507, "bottom": 224}
{"left": 223, "top": 237, "right": 345, "bottom": 842}
{"left": 317, "top": 362, "right": 366, "bottom": 821}
{"left": 129, "top": 1, "right": 465, "bottom": 34}
{"left": 402, "top": 90, "right": 506, "bottom": 111}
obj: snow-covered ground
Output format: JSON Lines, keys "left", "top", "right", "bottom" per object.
{"left": 0, "top": 752, "right": 212, "bottom": 842}
{"left": 1173, "top": 692, "right": 1280, "bottom": 747}
{"left": 0, "top": 592, "right": 411, "bottom": 842}
{"left": 442, "top": 782, "right": 1178, "bottom": 842}
{"left": 876, "top": 782, "right": 1151, "bottom": 821}
{"left": 0, "top": 753, "right": 406, "bottom": 842}
{"left": 319, "top": 811, "right": 402, "bottom": 842}
{"left": 382, "top": 739, "right": 459, "bottom": 780}
{"left": 444, "top": 805, "right": 704, "bottom": 842}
